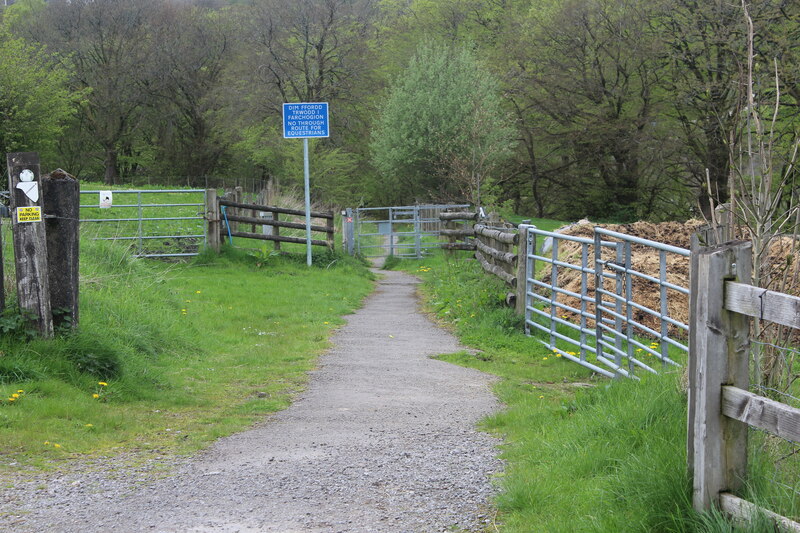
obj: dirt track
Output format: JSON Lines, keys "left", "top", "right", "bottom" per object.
{"left": 0, "top": 269, "right": 502, "bottom": 532}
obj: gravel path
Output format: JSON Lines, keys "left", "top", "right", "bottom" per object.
{"left": 0, "top": 269, "right": 502, "bottom": 532}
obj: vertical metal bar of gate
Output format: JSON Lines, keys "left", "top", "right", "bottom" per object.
{"left": 137, "top": 191, "right": 143, "bottom": 256}
{"left": 580, "top": 243, "right": 589, "bottom": 363}
{"left": 624, "top": 240, "right": 634, "bottom": 374}
{"left": 549, "top": 238, "right": 559, "bottom": 348}
{"left": 414, "top": 205, "right": 421, "bottom": 258}
{"left": 525, "top": 230, "right": 535, "bottom": 336}
{"left": 659, "top": 250, "right": 669, "bottom": 368}
{"left": 355, "top": 208, "right": 361, "bottom": 256}
{"left": 594, "top": 231, "right": 604, "bottom": 371}
{"left": 614, "top": 243, "right": 624, "bottom": 369}
{"left": 388, "top": 207, "right": 394, "bottom": 257}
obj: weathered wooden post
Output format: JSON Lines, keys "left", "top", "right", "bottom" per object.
{"left": 326, "top": 213, "right": 335, "bottom": 250}
{"left": 273, "top": 210, "right": 281, "bottom": 251}
{"left": 689, "top": 240, "right": 751, "bottom": 510}
{"left": 343, "top": 208, "right": 355, "bottom": 255}
{"left": 205, "top": 189, "right": 220, "bottom": 252}
{"left": 6, "top": 152, "right": 53, "bottom": 337}
{"left": 233, "top": 186, "right": 243, "bottom": 232}
{"left": 42, "top": 169, "right": 79, "bottom": 330}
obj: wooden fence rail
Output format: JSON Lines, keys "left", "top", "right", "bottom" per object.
{"left": 206, "top": 192, "right": 334, "bottom": 251}
{"left": 689, "top": 239, "right": 800, "bottom": 531}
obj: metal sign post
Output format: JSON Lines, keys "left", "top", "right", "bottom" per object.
{"left": 282, "top": 102, "right": 329, "bottom": 266}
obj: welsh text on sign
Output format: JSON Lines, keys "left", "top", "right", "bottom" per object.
{"left": 283, "top": 102, "right": 330, "bottom": 139}
{"left": 16, "top": 206, "right": 42, "bottom": 223}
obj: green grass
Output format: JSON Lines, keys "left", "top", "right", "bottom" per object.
{"left": 0, "top": 240, "right": 374, "bottom": 470}
{"left": 386, "top": 239, "right": 795, "bottom": 532}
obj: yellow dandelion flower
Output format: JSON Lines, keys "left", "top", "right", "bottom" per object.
{"left": 92, "top": 393, "right": 100, "bottom": 399}
{"left": 556, "top": 354, "right": 562, "bottom": 357}
{"left": 543, "top": 357, "right": 548, "bottom": 361}
{"left": 16, "top": 389, "right": 23, "bottom": 393}
{"left": 324, "top": 321, "right": 329, "bottom": 325}
{"left": 85, "top": 424, "right": 93, "bottom": 427}
{"left": 8, "top": 397, "right": 15, "bottom": 402}
{"left": 195, "top": 290, "right": 201, "bottom": 294}
{"left": 44, "top": 441, "right": 49, "bottom": 445}
{"left": 98, "top": 382, "right": 108, "bottom": 387}
{"left": 53, "top": 444, "right": 61, "bottom": 448}
{"left": 636, "top": 348, "right": 643, "bottom": 352}
{"left": 12, "top": 393, "right": 19, "bottom": 398}
{"left": 539, "top": 395, "right": 544, "bottom": 399}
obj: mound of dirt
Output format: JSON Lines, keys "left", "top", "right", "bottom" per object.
{"left": 541, "top": 220, "right": 705, "bottom": 336}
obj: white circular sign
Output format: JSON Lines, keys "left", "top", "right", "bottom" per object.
{"left": 19, "top": 169, "right": 34, "bottom": 182}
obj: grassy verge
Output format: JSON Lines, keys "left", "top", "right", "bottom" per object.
{"left": 0, "top": 241, "right": 374, "bottom": 471}
{"left": 387, "top": 249, "right": 790, "bottom": 532}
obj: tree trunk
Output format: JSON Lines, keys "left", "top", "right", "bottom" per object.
{"left": 104, "top": 147, "right": 119, "bottom": 185}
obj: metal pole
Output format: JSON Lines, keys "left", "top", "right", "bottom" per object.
{"left": 137, "top": 191, "right": 143, "bottom": 256}
{"left": 303, "top": 137, "right": 312, "bottom": 266}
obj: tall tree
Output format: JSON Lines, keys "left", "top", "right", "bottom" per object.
{"left": 0, "top": 28, "right": 76, "bottom": 165}
{"left": 146, "top": 2, "right": 232, "bottom": 183}
{"left": 221, "top": 0, "right": 380, "bottom": 200}
{"left": 371, "top": 41, "right": 515, "bottom": 204}
{"left": 34, "top": 0, "right": 159, "bottom": 184}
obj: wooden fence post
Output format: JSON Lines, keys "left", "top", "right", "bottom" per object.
{"left": 42, "top": 169, "right": 79, "bottom": 330}
{"left": 689, "top": 240, "right": 751, "bottom": 510}
{"left": 326, "top": 214, "right": 335, "bottom": 250}
{"left": 205, "top": 189, "right": 220, "bottom": 252}
{"left": 6, "top": 152, "right": 53, "bottom": 337}
{"left": 233, "top": 186, "right": 243, "bottom": 232}
{"left": 273, "top": 211, "right": 281, "bottom": 251}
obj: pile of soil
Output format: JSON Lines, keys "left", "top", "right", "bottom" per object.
{"left": 541, "top": 220, "right": 705, "bottom": 336}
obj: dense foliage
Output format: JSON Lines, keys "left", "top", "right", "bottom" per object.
{"left": 0, "top": 0, "right": 799, "bottom": 221}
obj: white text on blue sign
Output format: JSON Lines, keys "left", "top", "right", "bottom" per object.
{"left": 283, "top": 103, "right": 329, "bottom": 138}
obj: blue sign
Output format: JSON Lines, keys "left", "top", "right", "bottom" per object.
{"left": 283, "top": 102, "right": 329, "bottom": 139}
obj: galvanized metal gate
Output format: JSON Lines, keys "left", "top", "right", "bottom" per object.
{"left": 522, "top": 225, "right": 690, "bottom": 378}
{"left": 347, "top": 204, "right": 470, "bottom": 259}
{"left": 80, "top": 189, "right": 206, "bottom": 258}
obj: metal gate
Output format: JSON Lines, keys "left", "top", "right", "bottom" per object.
{"left": 80, "top": 189, "right": 206, "bottom": 258}
{"left": 522, "top": 225, "right": 690, "bottom": 378}
{"left": 346, "top": 204, "right": 470, "bottom": 259}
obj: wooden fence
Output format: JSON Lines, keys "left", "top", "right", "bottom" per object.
{"left": 690, "top": 240, "right": 800, "bottom": 530}
{"left": 205, "top": 189, "right": 334, "bottom": 252}
{"left": 439, "top": 211, "right": 477, "bottom": 252}
{"left": 437, "top": 212, "right": 530, "bottom": 310}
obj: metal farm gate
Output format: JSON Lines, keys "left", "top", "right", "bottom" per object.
{"left": 347, "top": 204, "right": 470, "bottom": 259}
{"left": 522, "top": 225, "right": 690, "bottom": 379}
{"left": 80, "top": 189, "right": 206, "bottom": 258}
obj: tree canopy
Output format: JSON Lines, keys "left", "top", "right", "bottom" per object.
{"left": 371, "top": 41, "right": 515, "bottom": 205}
{"left": 0, "top": 0, "right": 797, "bottom": 220}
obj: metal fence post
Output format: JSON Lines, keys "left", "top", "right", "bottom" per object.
{"left": 414, "top": 205, "right": 422, "bottom": 259}
{"left": 137, "top": 191, "right": 143, "bottom": 256}
{"left": 388, "top": 207, "right": 394, "bottom": 257}
{"left": 515, "top": 224, "right": 530, "bottom": 315}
